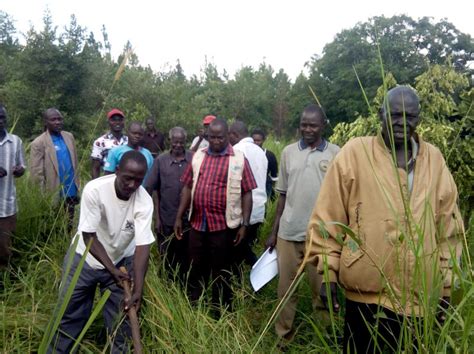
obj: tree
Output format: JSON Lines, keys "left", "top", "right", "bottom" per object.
{"left": 308, "top": 15, "right": 474, "bottom": 124}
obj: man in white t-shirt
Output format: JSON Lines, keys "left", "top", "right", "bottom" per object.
{"left": 229, "top": 120, "right": 268, "bottom": 266}
{"left": 189, "top": 114, "right": 216, "bottom": 151}
{"left": 50, "top": 150, "right": 154, "bottom": 353}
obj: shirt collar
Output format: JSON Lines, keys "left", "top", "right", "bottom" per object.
{"left": 298, "top": 138, "right": 327, "bottom": 152}
{"left": 0, "top": 131, "right": 13, "bottom": 144}
{"left": 206, "top": 144, "right": 234, "bottom": 156}
{"left": 169, "top": 151, "right": 191, "bottom": 165}
{"left": 106, "top": 132, "right": 125, "bottom": 141}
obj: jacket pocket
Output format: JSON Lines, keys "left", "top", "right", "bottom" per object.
{"left": 229, "top": 177, "right": 242, "bottom": 194}
{"left": 341, "top": 243, "right": 364, "bottom": 268}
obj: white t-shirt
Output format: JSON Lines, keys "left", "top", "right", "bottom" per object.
{"left": 73, "top": 175, "right": 155, "bottom": 269}
{"left": 233, "top": 137, "right": 268, "bottom": 224}
{"left": 190, "top": 136, "right": 209, "bottom": 150}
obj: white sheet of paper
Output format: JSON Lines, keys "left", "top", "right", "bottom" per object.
{"left": 250, "top": 248, "right": 278, "bottom": 292}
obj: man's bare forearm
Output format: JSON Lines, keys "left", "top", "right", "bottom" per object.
{"left": 132, "top": 244, "right": 151, "bottom": 296}
{"left": 175, "top": 185, "right": 192, "bottom": 220}
{"left": 241, "top": 190, "right": 253, "bottom": 224}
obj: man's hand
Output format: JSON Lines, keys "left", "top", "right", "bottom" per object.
{"left": 234, "top": 225, "right": 246, "bottom": 246}
{"left": 265, "top": 233, "right": 277, "bottom": 253}
{"left": 0, "top": 167, "right": 7, "bottom": 178}
{"left": 12, "top": 165, "right": 25, "bottom": 177}
{"left": 111, "top": 267, "right": 130, "bottom": 286}
{"left": 437, "top": 297, "right": 450, "bottom": 325}
{"left": 154, "top": 219, "right": 162, "bottom": 236}
{"left": 320, "top": 282, "right": 340, "bottom": 313}
{"left": 174, "top": 219, "right": 183, "bottom": 240}
{"left": 124, "top": 291, "right": 142, "bottom": 312}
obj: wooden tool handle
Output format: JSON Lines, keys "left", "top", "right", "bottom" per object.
{"left": 119, "top": 266, "right": 143, "bottom": 354}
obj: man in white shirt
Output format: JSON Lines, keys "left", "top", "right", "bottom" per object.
{"left": 189, "top": 115, "right": 216, "bottom": 152}
{"left": 50, "top": 151, "right": 154, "bottom": 353}
{"left": 229, "top": 120, "right": 268, "bottom": 266}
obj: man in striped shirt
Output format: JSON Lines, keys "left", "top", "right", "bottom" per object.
{"left": 174, "top": 119, "right": 257, "bottom": 310}
{"left": 0, "top": 104, "right": 26, "bottom": 267}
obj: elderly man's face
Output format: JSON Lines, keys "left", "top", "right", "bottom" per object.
{"left": 170, "top": 133, "right": 185, "bottom": 156}
{"left": 381, "top": 92, "right": 420, "bottom": 146}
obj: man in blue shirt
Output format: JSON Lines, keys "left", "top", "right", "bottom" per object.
{"left": 30, "top": 108, "right": 79, "bottom": 232}
{"left": 104, "top": 121, "right": 154, "bottom": 179}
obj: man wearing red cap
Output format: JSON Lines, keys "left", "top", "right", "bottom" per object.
{"left": 90, "top": 109, "right": 128, "bottom": 179}
{"left": 190, "top": 115, "right": 216, "bottom": 152}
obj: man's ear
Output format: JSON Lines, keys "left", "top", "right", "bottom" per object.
{"left": 378, "top": 107, "right": 385, "bottom": 121}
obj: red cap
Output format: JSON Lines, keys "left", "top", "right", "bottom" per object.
{"left": 202, "top": 115, "right": 216, "bottom": 125}
{"left": 107, "top": 108, "right": 125, "bottom": 120}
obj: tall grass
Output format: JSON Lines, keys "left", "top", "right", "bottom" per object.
{"left": 1, "top": 52, "right": 472, "bottom": 353}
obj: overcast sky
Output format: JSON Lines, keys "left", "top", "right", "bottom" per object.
{"left": 3, "top": 0, "right": 473, "bottom": 80}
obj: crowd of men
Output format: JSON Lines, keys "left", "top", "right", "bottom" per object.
{"left": 0, "top": 85, "right": 464, "bottom": 352}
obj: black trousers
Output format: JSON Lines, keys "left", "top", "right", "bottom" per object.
{"left": 344, "top": 299, "right": 420, "bottom": 353}
{"left": 233, "top": 222, "right": 261, "bottom": 267}
{"left": 158, "top": 224, "right": 189, "bottom": 281}
{"left": 188, "top": 228, "right": 236, "bottom": 308}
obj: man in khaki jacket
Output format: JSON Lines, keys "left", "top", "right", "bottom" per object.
{"left": 30, "top": 108, "right": 79, "bottom": 231}
{"left": 308, "top": 86, "right": 463, "bottom": 353}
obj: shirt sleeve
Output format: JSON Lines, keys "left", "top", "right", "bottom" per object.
{"left": 103, "top": 147, "right": 118, "bottom": 172}
{"left": 267, "top": 151, "right": 278, "bottom": 178}
{"left": 144, "top": 157, "right": 160, "bottom": 193}
{"left": 134, "top": 190, "right": 155, "bottom": 246}
{"left": 16, "top": 137, "right": 26, "bottom": 168}
{"left": 241, "top": 157, "right": 257, "bottom": 193}
{"left": 275, "top": 148, "right": 288, "bottom": 194}
{"left": 436, "top": 158, "right": 464, "bottom": 297}
{"left": 180, "top": 164, "right": 193, "bottom": 187}
{"left": 307, "top": 152, "right": 350, "bottom": 283}
{"left": 91, "top": 138, "right": 103, "bottom": 160}
{"left": 78, "top": 184, "right": 102, "bottom": 233}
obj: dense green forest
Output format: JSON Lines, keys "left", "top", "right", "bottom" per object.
{"left": 0, "top": 10, "right": 473, "bottom": 352}
{"left": 0, "top": 11, "right": 472, "bottom": 141}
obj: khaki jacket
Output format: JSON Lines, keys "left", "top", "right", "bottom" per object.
{"left": 30, "top": 130, "right": 80, "bottom": 195}
{"left": 308, "top": 135, "right": 463, "bottom": 316}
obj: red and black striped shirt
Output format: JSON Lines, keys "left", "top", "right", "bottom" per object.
{"left": 181, "top": 145, "right": 256, "bottom": 232}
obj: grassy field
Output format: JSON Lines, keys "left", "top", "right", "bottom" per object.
{"left": 0, "top": 136, "right": 473, "bottom": 353}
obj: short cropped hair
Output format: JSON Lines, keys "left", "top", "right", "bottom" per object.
{"left": 119, "top": 150, "right": 147, "bottom": 170}
{"left": 302, "top": 104, "right": 327, "bottom": 123}
{"left": 251, "top": 128, "right": 266, "bottom": 139}
{"left": 169, "top": 126, "right": 187, "bottom": 140}
{"left": 209, "top": 118, "right": 228, "bottom": 132}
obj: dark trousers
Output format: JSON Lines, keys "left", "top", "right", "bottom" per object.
{"left": 49, "top": 253, "right": 133, "bottom": 354}
{"left": 188, "top": 228, "right": 236, "bottom": 308}
{"left": 158, "top": 225, "right": 189, "bottom": 281}
{"left": 64, "top": 196, "right": 79, "bottom": 234}
{"left": 233, "top": 222, "right": 261, "bottom": 267}
{"left": 344, "top": 299, "right": 419, "bottom": 353}
{"left": 0, "top": 214, "right": 16, "bottom": 267}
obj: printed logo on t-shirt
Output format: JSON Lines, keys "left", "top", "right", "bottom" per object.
{"left": 319, "top": 160, "right": 330, "bottom": 172}
{"left": 123, "top": 220, "right": 134, "bottom": 232}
